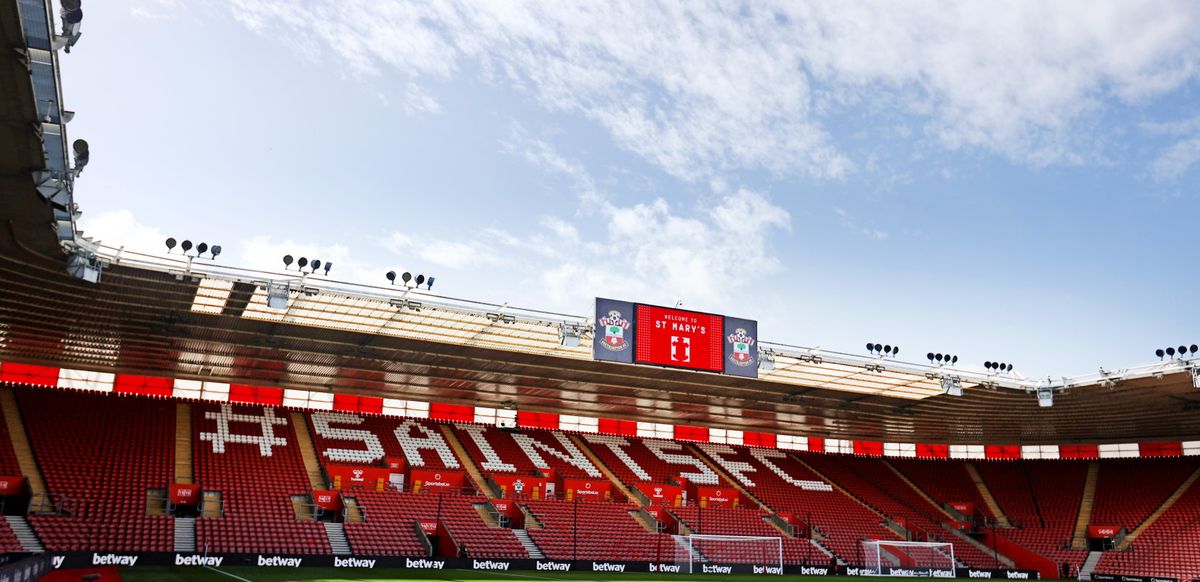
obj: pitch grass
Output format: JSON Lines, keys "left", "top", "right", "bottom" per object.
{"left": 120, "top": 567, "right": 934, "bottom": 582}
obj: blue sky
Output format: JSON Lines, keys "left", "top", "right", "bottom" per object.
{"left": 67, "top": 1, "right": 1199, "bottom": 378}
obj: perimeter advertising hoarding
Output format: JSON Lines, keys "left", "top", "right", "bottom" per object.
{"left": 593, "top": 298, "right": 758, "bottom": 378}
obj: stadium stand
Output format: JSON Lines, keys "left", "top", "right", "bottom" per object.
{"left": 192, "top": 403, "right": 330, "bottom": 554}
{"left": 669, "top": 505, "right": 815, "bottom": 563}
{"left": 975, "top": 460, "right": 1089, "bottom": 570}
{"left": 454, "top": 424, "right": 600, "bottom": 479}
{"left": 344, "top": 490, "right": 527, "bottom": 558}
{"left": 800, "top": 453, "right": 993, "bottom": 567}
{"left": 891, "top": 458, "right": 994, "bottom": 520}
{"left": 1096, "top": 473, "right": 1200, "bottom": 581}
{"left": 18, "top": 388, "right": 174, "bottom": 552}
{"left": 523, "top": 499, "right": 677, "bottom": 561}
{"left": 583, "top": 434, "right": 730, "bottom": 489}
{"left": 307, "top": 413, "right": 460, "bottom": 470}
{"left": 692, "top": 442, "right": 897, "bottom": 563}
{"left": 1090, "top": 458, "right": 1197, "bottom": 532}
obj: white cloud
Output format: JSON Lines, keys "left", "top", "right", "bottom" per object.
{"left": 77, "top": 209, "right": 168, "bottom": 255}
{"left": 226, "top": 0, "right": 1200, "bottom": 178}
{"left": 382, "top": 232, "right": 499, "bottom": 270}
{"left": 834, "top": 207, "right": 889, "bottom": 241}
{"left": 1150, "top": 136, "right": 1200, "bottom": 181}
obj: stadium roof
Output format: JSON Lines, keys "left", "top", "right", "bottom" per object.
{"left": 1, "top": 0, "right": 1197, "bottom": 446}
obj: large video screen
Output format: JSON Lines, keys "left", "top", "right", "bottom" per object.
{"left": 634, "top": 305, "right": 725, "bottom": 372}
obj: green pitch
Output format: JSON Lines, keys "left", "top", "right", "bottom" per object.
{"left": 119, "top": 567, "right": 902, "bottom": 582}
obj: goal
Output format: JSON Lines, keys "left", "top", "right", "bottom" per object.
{"left": 862, "top": 540, "right": 956, "bottom": 577}
{"left": 673, "top": 534, "right": 783, "bottom": 575}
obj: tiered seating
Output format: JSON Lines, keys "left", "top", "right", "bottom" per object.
{"left": 454, "top": 425, "right": 597, "bottom": 479}
{"left": 1091, "top": 458, "right": 1197, "bottom": 531}
{"left": 193, "top": 403, "right": 329, "bottom": 554}
{"left": 670, "top": 505, "right": 817, "bottom": 563}
{"left": 1096, "top": 474, "right": 1200, "bottom": 580}
{"left": 976, "top": 460, "right": 1088, "bottom": 569}
{"left": 0, "top": 404, "right": 24, "bottom": 552}
{"left": 19, "top": 388, "right": 174, "bottom": 551}
{"left": 344, "top": 490, "right": 526, "bottom": 558}
{"left": 0, "top": 404, "right": 21, "bottom": 474}
{"left": 308, "top": 414, "right": 460, "bottom": 470}
{"left": 583, "top": 434, "right": 731, "bottom": 489}
{"left": 892, "top": 458, "right": 992, "bottom": 520}
{"left": 524, "top": 499, "right": 679, "bottom": 561}
{"left": 695, "top": 444, "right": 897, "bottom": 563}
{"left": 801, "top": 454, "right": 992, "bottom": 567}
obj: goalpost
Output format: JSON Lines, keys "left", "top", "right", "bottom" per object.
{"left": 862, "top": 540, "right": 956, "bottom": 577}
{"left": 673, "top": 534, "right": 783, "bottom": 575}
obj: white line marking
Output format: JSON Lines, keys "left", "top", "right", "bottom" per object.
{"left": 203, "top": 566, "right": 253, "bottom": 582}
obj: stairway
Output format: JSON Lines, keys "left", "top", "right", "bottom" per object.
{"left": 4, "top": 516, "right": 43, "bottom": 553}
{"left": 885, "top": 461, "right": 957, "bottom": 520}
{"left": 0, "top": 389, "right": 46, "bottom": 498}
{"left": 686, "top": 444, "right": 774, "bottom": 512}
{"left": 1072, "top": 463, "right": 1101, "bottom": 549}
{"left": 324, "top": 522, "right": 351, "bottom": 555}
{"left": 569, "top": 433, "right": 646, "bottom": 506}
{"left": 174, "top": 517, "right": 196, "bottom": 552}
{"left": 1118, "top": 465, "right": 1200, "bottom": 550}
{"left": 943, "top": 523, "right": 1014, "bottom": 568}
{"left": 810, "top": 539, "right": 843, "bottom": 564}
{"left": 175, "top": 403, "right": 194, "bottom": 484}
{"left": 513, "top": 529, "right": 544, "bottom": 559}
{"left": 965, "top": 462, "right": 1010, "bottom": 527}
{"left": 290, "top": 412, "right": 327, "bottom": 489}
{"left": 439, "top": 424, "right": 499, "bottom": 498}
{"left": 343, "top": 497, "right": 364, "bottom": 523}
{"left": 1078, "top": 550, "right": 1103, "bottom": 580}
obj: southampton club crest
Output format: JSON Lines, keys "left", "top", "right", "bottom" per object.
{"left": 727, "top": 328, "right": 755, "bottom": 367}
{"left": 598, "top": 309, "right": 631, "bottom": 352}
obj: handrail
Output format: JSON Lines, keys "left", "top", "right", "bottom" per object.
{"left": 412, "top": 521, "right": 434, "bottom": 557}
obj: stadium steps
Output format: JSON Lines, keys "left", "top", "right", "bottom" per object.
{"left": 174, "top": 402, "right": 193, "bottom": 484}
{"left": 1071, "top": 462, "right": 1101, "bottom": 549}
{"left": 810, "top": 539, "right": 843, "bottom": 565}
{"left": 289, "top": 411, "right": 328, "bottom": 489}
{"left": 146, "top": 488, "right": 168, "bottom": 516}
{"left": 685, "top": 443, "right": 774, "bottom": 512}
{"left": 474, "top": 502, "right": 501, "bottom": 527}
{"left": 342, "top": 497, "right": 364, "bottom": 523}
{"left": 201, "top": 490, "right": 223, "bottom": 518}
{"left": 4, "top": 516, "right": 43, "bottom": 553}
{"left": 883, "top": 460, "right": 958, "bottom": 520}
{"left": 568, "top": 433, "right": 647, "bottom": 506}
{"left": 629, "top": 507, "right": 659, "bottom": 533}
{"left": 512, "top": 529, "right": 544, "bottom": 559}
{"left": 174, "top": 517, "right": 196, "bottom": 552}
{"left": 1116, "top": 464, "right": 1200, "bottom": 550}
{"left": 438, "top": 424, "right": 499, "bottom": 498}
{"left": 519, "top": 504, "right": 543, "bottom": 529}
{"left": 0, "top": 388, "right": 46, "bottom": 498}
{"left": 1078, "top": 550, "right": 1103, "bottom": 580}
{"left": 292, "top": 494, "right": 316, "bottom": 521}
{"left": 965, "top": 462, "right": 1011, "bottom": 527}
{"left": 942, "top": 523, "right": 1014, "bottom": 568}
{"left": 324, "top": 521, "right": 351, "bottom": 555}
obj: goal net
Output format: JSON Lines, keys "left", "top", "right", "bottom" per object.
{"left": 862, "top": 540, "right": 956, "bottom": 577}
{"left": 673, "top": 534, "right": 783, "bottom": 575}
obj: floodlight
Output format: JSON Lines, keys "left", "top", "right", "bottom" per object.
{"left": 865, "top": 342, "right": 873, "bottom": 352}
{"left": 892, "top": 346, "right": 899, "bottom": 357}
{"left": 883, "top": 345, "right": 892, "bottom": 355}
{"left": 323, "top": 262, "right": 332, "bottom": 275}
{"left": 181, "top": 240, "right": 192, "bottom": 252}
{"left": 1180, "top": 346, "right": 1189, "bottom": 358}
{"left": 1167, "top": 347, "right": 1176, "bottom": 357}
{"left": 1156, "top": 349, "right": 1165, "bottom": 359}
{"left": 72, "top": 139, "right": 89, "bottom": 168}
{"left": 283, "top": 255, "right": 293, "bottom": 267}
{"left": 311, "top": 259, "right": 322, "bottom": 272}
{"left": 165, "top": 238, "right": 176, "bottom": 251}
{"left": 951, "top": 355, "right": 958, "bottom": 364}
{"left": 386, "top": 271, "right": 396, "bottom": 283}
{"left": 416, "top": 274, "right": 425, "bottom": 286}
{"left": 211, "top": 245, "right": 222, "bottom": 258}
{"left": 1191, "top": 345, "right": 1198, "bottom": 356}
{"left": 297, "top": 257, "right": 308, "bottom": 269}
{"left": 425, "top": 277, "right": 435, "bottom": 290}
{"left": 402, "top": 272, "right": 412, "bottom": 284}
{"left": 196, "top": 242, "right": 208, "bottom": 255}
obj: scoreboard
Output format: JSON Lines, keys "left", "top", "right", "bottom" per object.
{"left": 634, "top": 304, "right": 724, "bottom": 372}
{"left": 593, "top": 298, "right": 758, "bottom": 378}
